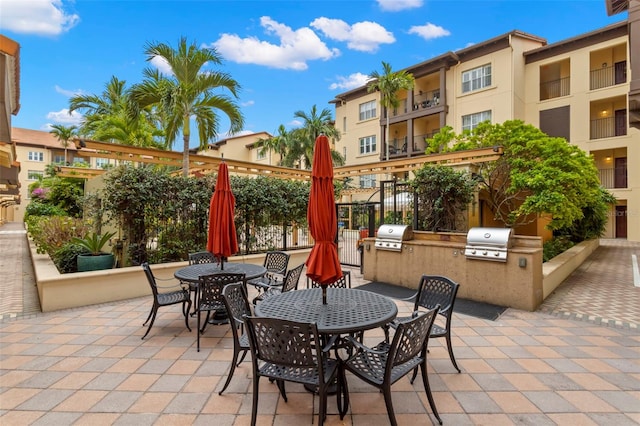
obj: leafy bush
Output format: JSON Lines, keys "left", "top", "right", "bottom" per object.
{"left": 24, "top": 201, "right": 67, "bottom": 221}
{"left": 52, "top": 243, "right": 86, "bottom": 274}
{"left": 543, "top": 237, "right": 575, "bottom": 262}
{"left": 28, "top": 216, "right": 89, "bottom": 256}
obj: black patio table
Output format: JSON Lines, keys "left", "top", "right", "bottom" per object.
{"left": 254, "top": 287, "right": 398, "bottom": 335}
{"left": 174, "top": 262, "right": 267, "bottom": 283}
{"left": 174, "top": 262, "right": 266, "bottom": 324}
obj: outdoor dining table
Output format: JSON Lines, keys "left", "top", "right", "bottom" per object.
{"left": 174, "top": 262, "right": 267, "bottom": 324}
{"left": 254, "top": 287, "right": 398, "bottom": 396}
{"left": 254, "top": 287, "right": 398, "bottom": 336}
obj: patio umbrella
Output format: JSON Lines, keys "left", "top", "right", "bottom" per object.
{"left": 306, "top": 134, "right": 342, "bottom": 304}
{"left": 206, "top": 161, "right": 239, "bottom": 270}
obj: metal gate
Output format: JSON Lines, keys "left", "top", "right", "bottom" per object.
{"left": 379, "top": 180, "right": 415, "bottom": 229}
{"left": 336, "top": 202, "right": 377, "bottom": 267}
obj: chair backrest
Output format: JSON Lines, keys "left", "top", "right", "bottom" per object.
{"left": 307, "top": 271, "right": 350, "bottom": 289}
{"left": 222, "top": 282, "right": 252, "bottom": 329}
{"left": 414, "top": 275, "right": 460, "bottom": 320}
{"left": 388, "top": 307, "right": 438, "bottom": 368}
{"left": 141, "top": 262, "right": 160, "bottom": 298}
{"left": 199, "top": 273, "right": 246, "bottom": 306}
{"left": 245, "top": 316, "right": 322, "bottom": 370}
{"left": 189, "top": 251, "right": 217, "bottom": 265}
{"left": 281, "top": 263, "right": 305, "bottom": 293}
{"left": 262, "top": 251, "right": 290, "bottom": 275}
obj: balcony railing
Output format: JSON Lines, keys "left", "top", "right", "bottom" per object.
{"left": 590, "top": 62, "right": 627, "bottom": 90}
{"left": 590, "top": 116, "right": 627, "bottom": 139}
{"left": 412, "top": 90, "right": 440, "bottom": 111}
{"left": 540, "top": 77, "right": 570, "bottom": 100}
{"left": 598, "top": 166, "right": 627, "bottom": 189}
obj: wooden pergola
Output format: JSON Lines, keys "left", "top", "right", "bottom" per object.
{"left": 57, "top": 138, "right": 503, "bottom": 182}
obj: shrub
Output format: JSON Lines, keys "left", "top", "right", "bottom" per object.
{"left": 28, "top": 216, "right": 89, "bottom": 256}
{"left": 52, "top": 243, "right": 86, "bottom": 274}
{"left": 543, "top": 237, "right": 574, "bottom": 262}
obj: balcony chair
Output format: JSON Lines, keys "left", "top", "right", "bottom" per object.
{"left": 307, "top": 270, "right": 351, "bottom": 289}
{"left": 196, "top": 272, "right": 246, "bottom": 351}
{"left": 344, "top": 308, "right": 442, "bottom": 426}
{"left": 252, "top": 262, "right": 304, "bottom": 305}
{"left": 141, "top": 262, "right": 191, "bottom": 340}
{"left": 385, "top": 274, "right": 461, "bottom": 373}
{"left": 244, "top": 315, "right": 348, "bottom": 426}
{"left": 247, "top": 250, "right": 290, "bottom": 294}
{"left": 218, "top": 282, "right": 253, "bottom": 395}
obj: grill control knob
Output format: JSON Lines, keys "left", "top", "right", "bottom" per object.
{"left": 482, "top": 251, "right": 488, "bottom": 256}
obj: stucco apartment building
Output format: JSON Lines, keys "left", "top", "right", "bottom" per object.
{"left": 331, "top": 16, "right": 639, "bottom": 241}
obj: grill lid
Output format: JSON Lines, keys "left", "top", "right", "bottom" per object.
{"left": 374, "top": 224, "right": 413, "bottom": 251}
{"left": 464, "top": 227, "right": 513, "bottom": 262}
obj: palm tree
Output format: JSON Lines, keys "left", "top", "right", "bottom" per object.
{"left": 49, "top": 124, "right": 77, "bottom": 165}
{"left": 129, "top": 37, "right": 245, "bottom": 176}
{"left": 69, "top": 76, "right": 162, "bottom": 148}
{"left": 284, "top": 105, "right": 343, "bottom": 169}
{"left": 258, "top": 124, "right": 290, "bottom": 166}
{"left": 367, "top": 62, "right": 415, "bottom": 161}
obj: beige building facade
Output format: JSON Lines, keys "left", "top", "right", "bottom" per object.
{"left": 332, "top": 21, "right": 638, "bottom": 242}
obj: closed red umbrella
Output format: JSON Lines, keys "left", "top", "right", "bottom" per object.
{"left": 306, "top": 134, "right": 342, "bottom": 304}
{"left": 206, "top": 162, "right": 239, "bottom": 270}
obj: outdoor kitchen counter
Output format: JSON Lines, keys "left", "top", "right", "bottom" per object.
{"left": 361, "top": 232, "right": 544, "bottom": 311}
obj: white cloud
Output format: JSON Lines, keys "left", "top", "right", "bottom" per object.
{"left": 377, "top": 0, "right": 423, "bottom": 12}
{"left": 150, "top": 55, "right": 174, "bottom": 75}
{"left": 311, "top": 18, "right": 394, "bottom": 53}
{"left": 211, "top": 16, "right": 340, "bottom": 70}
{"left": 408, "top": 23, "right": 451, "bottom": 40}
{"left": 46, "top": 108, "right": 83, "bottom": 126}
{"left": 329, "top": 73, "right": 371, "bottom": 91}
{"left": 241, "top": 100, "right": 255, "bottom": 107}
{"left": 54, "top": 85, "right": 83, "bottom": 97}
{"left": 0, "top": 0, "right": 79, "bottom": 36}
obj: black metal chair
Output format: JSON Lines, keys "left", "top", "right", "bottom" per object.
{"left": 385, "top": 275, "right": 461, "bottom": 374}
{"left": 141, "top": 262, "right": 191, "bottom": 340}
{"left": 196, "top": 272, "right": 246, "bottom": 352}
{"left": 187, "top": 251, "right": 218, "bottom": 314}
{"left": 244, "top": 315, "right": 348, "bottom": 426}
{"left": 219, "top": 282, "right": 253, "bottom": 395}
{"left": 252, "top": 262, "right": 304, "bottom": 305}
{"left": 247, "top": 251, "right": 290, "bottom": 293}
{"left": 344, "top": 308, "right": 442, "bottom": 426}
{"left": 307, "top": 270, "right": 351, "bottom": 289}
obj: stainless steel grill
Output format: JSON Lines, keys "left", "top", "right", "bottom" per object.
{"left": 464, "top": 227, "right": 513, "bottom": 262}
{"left": 374, "top": 224, "right": 414, "bottom": 252}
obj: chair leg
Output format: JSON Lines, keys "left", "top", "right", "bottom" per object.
{"left": 141, "top": 308, "right": 157, "bottom": 340}
{"left": 142, "top": 304, "right": 155, "bottom": 326}
{"left": 237, "top": 349, "right": 249, "bottom": 366}
{"left": 419, "top": 361, "right": 442, "bottom": 425}
{"left": 276, "top": 379, "right": 287, "bottom": 402}
{"left": 219, "top": 348, "right": 240, "bottom": 395}
{"left": 200, "top": 311, "right": 211, "bottom": 334}
{"left": 251, "top": 375, "right": 260, "bottom": 426}
{"left": 197, "top": 311, "right": 201, "bottom": 352}
{"left": 382, "top": 385, "right": 398, "bottom": 426}
{"left": 336, "top": 366, "right": 349, "bottom": 420}
{"left": 445, "top": 332, "right": 461, "bottom": 373}
{"left": 183, "top": 301, "right": 192, "bottom": 332}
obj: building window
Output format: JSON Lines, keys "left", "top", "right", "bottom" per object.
{"left": 462, "top": 110, "right": 492, "bottom": 132}
{"left": 28, "top": 151, "right": 44, "bottom": 162}
{"left": 27, "top": 170, "right": 44, "bottom": 181}
{"left": 96, "top": 158, "right": 110, "bottom": 169}
{"left": 343, "top": 116, "right": 347, "bottom": 133}
{"left": 53, "top": 154, "right": 65, "bottom": 164}
{"left": 359, "top": 100, "right": 377, "bottom": 121}
{"left": 360, "top": 174, "right": 376, "bottom": 189}
{"left": 256, "top": 148, "right": 266, "bottom": 160}
{"left": 359, "top": 135, "right": 377, "bottom": 155}
{"left": 462, "top": 64, "right": 492, "bottom": 93}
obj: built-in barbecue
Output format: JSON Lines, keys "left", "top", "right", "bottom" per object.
{"left": 374, "top": 224, "right": 414, "bottom": 252}
{"left": 464, "top": 227, "right": 513, "bottom": 262}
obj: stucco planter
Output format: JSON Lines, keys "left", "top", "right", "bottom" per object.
{"left": 77, "top": 253, "right": 114, "bottom": 272}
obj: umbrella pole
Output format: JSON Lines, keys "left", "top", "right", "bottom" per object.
{"left": 322, "top": 286, "right": 327, "bottom": 305}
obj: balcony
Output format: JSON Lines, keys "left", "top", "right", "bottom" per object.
{"left": 598, "top": 165, "right": 627, "bottom": 189}
{"left": 590, "top": 114, "right": 627, "bottom": 139}
{"left": 540, "top": 77, "right": 570, "bottom": 100}
{"left": 590, "top": 61, "right": 627, "bottom": 90}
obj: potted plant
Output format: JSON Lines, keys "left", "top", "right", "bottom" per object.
{"left": 72, "top": 231, "right": 117, "bottom": 272}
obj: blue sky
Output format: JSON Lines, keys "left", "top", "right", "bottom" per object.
{"left": 1, "top": 0, "right": 626, "bottom": 150}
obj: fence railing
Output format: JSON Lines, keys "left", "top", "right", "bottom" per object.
{"left": 540, "top": 77, "right": 570, "bottom": 100}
